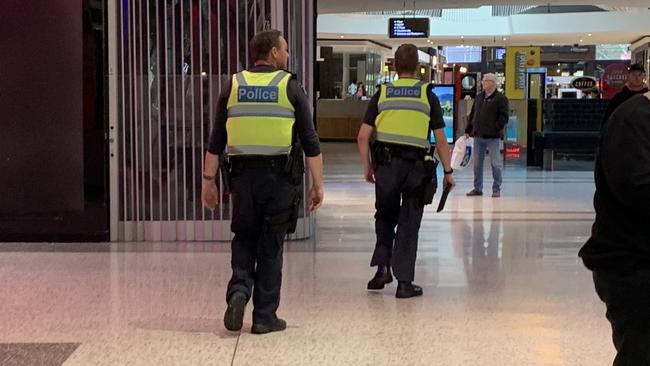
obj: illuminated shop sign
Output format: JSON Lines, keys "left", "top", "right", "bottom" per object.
{"left": 570, "top": 77, "right": 597, "bottom": 91}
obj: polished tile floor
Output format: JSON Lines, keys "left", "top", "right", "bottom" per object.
{"left": 0, "top": 143, "right": 614, "bottom": 365}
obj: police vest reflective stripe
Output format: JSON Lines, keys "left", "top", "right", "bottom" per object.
{"left": 227, "top": 145, "right": 290, "bottom": 156}
{"left": 375, "top": 132, "right": 430, "bottom": 148}
{"left": 227, "top": 105, "right": 295, "bottom": 119}
{"left": 377, "top": 100, "right": 430, "bottom": 115}
{"left": 375, "top": 79, "right": 431, "bottom": 150}
{"left": 226, "top": 70, "right": 295, "bottom": 156}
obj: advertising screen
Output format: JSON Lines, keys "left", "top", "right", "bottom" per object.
{"left": 596, "top": 44, "right": 631, "bottom": 60}
{"left": 430, "top": 85, "right": 455, "bottom": 143}
{"left": 494, "top": 48, "right": 506, "bottom": 60}
{"left": 443, "top": 46, "right": 482, "bottom": 63}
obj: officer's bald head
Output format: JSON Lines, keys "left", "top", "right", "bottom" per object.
{"left": 394, "top": 44, "right": 419, "bottom": 75}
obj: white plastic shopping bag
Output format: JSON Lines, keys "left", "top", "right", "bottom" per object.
{"left": 451, "top": 136, "right": 473, "bottom": 170}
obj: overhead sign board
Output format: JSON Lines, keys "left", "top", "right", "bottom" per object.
{"left": 388, "top": 18, "right": 430, "bottom": 38}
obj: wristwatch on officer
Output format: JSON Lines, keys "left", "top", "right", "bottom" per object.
{"left": 202, "top": 174, "right": 215, "bottom": 181}
{"left": 444, "top": 168, "right": 454, "bottom": 175}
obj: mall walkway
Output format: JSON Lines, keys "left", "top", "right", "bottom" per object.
{"left": 0, "top": 143, "right": 613, "bottom": 366}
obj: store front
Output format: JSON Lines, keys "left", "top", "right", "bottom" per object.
{"left": 107, "top": 0, "right": 316, "bottom": 241}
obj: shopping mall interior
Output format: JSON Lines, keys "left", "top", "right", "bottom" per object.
{"left": 1, "top": 1, "right": 650, "bottom": 365}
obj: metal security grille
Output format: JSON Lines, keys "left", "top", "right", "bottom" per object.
{"left": 107, "top": 0, "right": 315, "bottom": 241}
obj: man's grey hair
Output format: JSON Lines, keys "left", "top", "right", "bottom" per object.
{"left": 483, "top": 73, "right": 497, "bottom": 82}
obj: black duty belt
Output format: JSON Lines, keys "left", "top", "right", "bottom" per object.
{"left": 376, "top": 143, "right": 427, "bottom": 159}
{"left": 230, "top": 155, "right": 288, "bottom": 170}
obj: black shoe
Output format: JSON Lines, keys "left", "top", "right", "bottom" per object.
{"left": 251, "top": 318, "right": 287, "bottom": 335}
{"left": 367, "top": 267, "right": 393, "bottom": 290}
{"left": 395, "top": 282, "right": 423, "bottom": 298}
{"left": 224, "top": 292, "right": 247, "bottom": 331}
{"left": 466, "top": 189, "right": 483, "bottom": 197}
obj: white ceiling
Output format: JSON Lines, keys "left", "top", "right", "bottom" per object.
{"left": 318, "top": 1, "right": 650, "bottom": 14}
{"left": 317, "top": 33, "right": 646, "bottom": 48}
{"left": 317, "top": 3, "right": 650, "bottom": 47}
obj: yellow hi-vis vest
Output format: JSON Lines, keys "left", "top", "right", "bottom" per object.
{"left": 375, "top": 78, "right": 431, "bottom": 150}
{"left": 226, "top": 70, "right": 295, "bottom": 156}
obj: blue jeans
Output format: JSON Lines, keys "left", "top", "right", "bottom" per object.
{"left": 473, "top": 137, "right": 503, "bottom": 193}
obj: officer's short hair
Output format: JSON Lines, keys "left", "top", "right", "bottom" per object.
{"left": 250, "top": 29, "right": 282, "bottom": 62}
{"left": 394, "top": 44, "right": 419, "bottom": 74}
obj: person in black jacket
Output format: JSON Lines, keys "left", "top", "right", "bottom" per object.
{"left": 602, "top": 63, "right": 648, "bottom": 124}
{"left": 464, "top": 73, "right": 509, "bottom": 198}
{"left": 579, "top": 91, "right": 650, "bottom": 365}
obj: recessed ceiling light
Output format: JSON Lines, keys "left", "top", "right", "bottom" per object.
{"left": 340, "top": 35, "right": 344, "bottom": 38}
{"left": 461, "top": 36, "right": 464, "bottom": 39}
{"left": 503, "top": 37, "right": 507, "bottom": 41}
{"left": 588, "top": 33, "right": 592, "bottom": 37}
{"left": 551, "top": 43, "right": 555, "bottom": 46}
{"left": 580, "top": 39, "right": 584, "bottom": 42}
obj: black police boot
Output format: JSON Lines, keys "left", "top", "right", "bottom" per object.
{"left": 395, "top": 281, "right": 423, "bottom": 299}
{"left": 224, "top": 292, "right": 247, "bottom": 331}
{"left": 367, "top": 266, "right": 393, "bottom": 290}
{"left": 251, "top": 318, "right": 287, "bottom": 335}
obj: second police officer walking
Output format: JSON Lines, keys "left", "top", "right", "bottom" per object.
{"left": 202, "top": 29, "right": 324, "bottom": 334}
{"left": 357, "top": 44, "right": 456, "bottom": 298}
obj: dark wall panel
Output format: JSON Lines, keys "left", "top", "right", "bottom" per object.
{"left": 0, "top": 0, "right": 84, "bottom": 214}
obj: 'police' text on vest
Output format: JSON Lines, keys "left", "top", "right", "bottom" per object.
{"left": 386, "top": 86, "right": 421, "bottom": 98}
{"left": 238, "top": 86, "right": 279, "bottom": 103}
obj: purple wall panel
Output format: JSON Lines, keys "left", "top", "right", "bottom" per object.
{"left": 0, "top": 0, "right": 84, "bottom": 214}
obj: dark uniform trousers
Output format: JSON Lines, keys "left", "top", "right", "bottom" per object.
{"left": 594, "top": 269, "right": 650, "bottom": 366}
{"left": 226, "top": 162, "right": 298, "bottom": 324}
{"left": 371, "top": 153, "right": 427, "bottom": 282}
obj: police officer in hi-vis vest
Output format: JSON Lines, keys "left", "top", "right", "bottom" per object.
{"left": 357, "top": 44, "right": 455, "bottom": 298}
{"left": 202, "top": 30, "right": 323, "bottom": 334}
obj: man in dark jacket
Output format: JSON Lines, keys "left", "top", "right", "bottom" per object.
{"left": 602, "top": 63, "right": 648, "bottom": 124}
{"left": 579, "top": 91, "right": 650, "bottom": 365}
{"left": 465, "top": 73, "right": 509, "bottom": 198}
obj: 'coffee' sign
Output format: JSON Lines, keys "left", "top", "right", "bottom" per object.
{"left": 570, "top": 77, "right": 597, "bottom": 91}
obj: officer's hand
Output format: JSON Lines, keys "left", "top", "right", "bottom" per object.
{"left": 309, "top": 185, "right": 324, "bottom": 212}
{"left": 364, "top": 166, "right": 375, "bottom": 184}
{"left": 443, "top": 174, "right": 456, "bottom": 190}
{"left": 201, "top": 179, "right": 219, "bottom": 210}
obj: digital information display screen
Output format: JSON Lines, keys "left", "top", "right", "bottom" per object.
{"left": 388, "top": 18, "right": 430, "bottom": 38}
